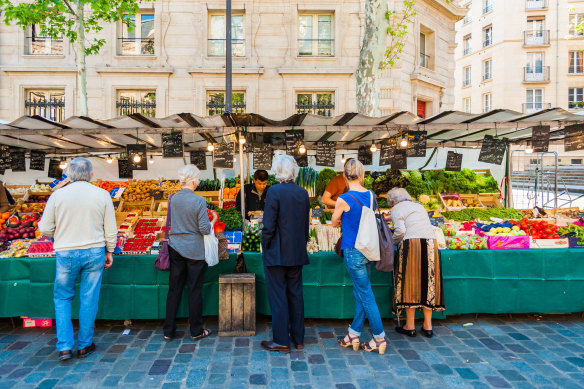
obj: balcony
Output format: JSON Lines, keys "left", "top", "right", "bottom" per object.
{"left": 419, "top": 52, "right": 433, "bottom": 69}
{"left": 526, "top": 0, "right": 547, "bottom": 10}
{"left": 523, "top": 30, "right": 550, "bottom": 46}
{"left": 295, "top": 102, "right": 335, "bottom": 117}
{"left": 118, "top": 38, "right": 155, "bottom": 56}
{"left": 25, "top": 98, "right": 65, "bottom": 122}
{"left": 463, "top": 15, "right": 472, "bottom": 24}
{"left": 482, "top": 73, "right": 492, "bottom": 82}
{"left": 464, "top": 47, "right": 472, "bottom": 55}
{"left": 522, "top": 102, "right": 551, "bottom": 113}
{"left": 523, "top": 66, "right": 550, "bottom": 82}
{"left": 483, "top": 4, "right": 493, "bottom": 14}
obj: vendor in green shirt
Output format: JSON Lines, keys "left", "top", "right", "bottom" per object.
{"left": 235, "top": 170, "right": 270, "bottom": 220}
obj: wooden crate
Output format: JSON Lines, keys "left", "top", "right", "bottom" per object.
{"left": 459, "top": 194, "right": 486, "bottom": 209}
{"left": 5, "top": 185, "right": 29, "bottom": 199}
{"left": 479, "top": 193, "right": 503, "bottom": 208}
{"left": 218, "top": 274, "right": 256, "bottom": 337}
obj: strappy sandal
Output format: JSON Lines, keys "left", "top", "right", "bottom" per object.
{"left": 338, "top": 333, "right": 360, "bottom": 351}
{"left": 191, "top": 328, "right": 212, "bottom": 341}
{"left": 362, "top": 338, "right": 387, "bottom": 355}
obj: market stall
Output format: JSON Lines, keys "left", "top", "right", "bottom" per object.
{"left": 0, "top": 108, "right": 583, "bottom": 321}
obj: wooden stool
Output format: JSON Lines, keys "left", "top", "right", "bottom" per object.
{"left": 218, "top": 273, "right": 256, "bottom": 336}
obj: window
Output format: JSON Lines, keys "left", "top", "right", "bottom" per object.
{"left": 298, "top": 14, "right": 333, "bottom": 57}
{"left": 569, "top": 88, "right": 584, "bottom": 109}
{"left": 572, "top": 159, "right": 583, "bottom": 165}
{"left": 206, "top": 91, "right": 246, "bottom": 116}
{"left": 25, "top": 24, "right": 63, "bottom": 55}
{"left": 569, "top": 14, "right": 584, "bottom": 37}
{"left": 483, "top": 25, "right": 492, "bottom": 47}
{"left": 483, "top": 0, "right": 493, "bottom": 14}
{"left": 526, "top": 52, "right": 544, "bottom": 74}
{"left": 419, "top": 32, "right": 430, "bottom": 68}
{"left": 525, "top": 89, "right": 543, "bottom": 112}
{"left": 296, "top": 92, "right": 335, "bottom": 116}
{"left": 25, "top": 89, "right": 65, "bottom": 122}
{"left": 463, "top": 34, "right": 472, "bottom": 55}
{"left": 463, "top": 3, "right": 472, "bottom": 24}
{"left": 208, "top": 14, "right": 245, "bottom": 57}
{"left": 483, "top": 59, "right": 492, "bottom": 81}
{"left": 116, "top": 90, "right": 156, "bottom": 117}
{"left": 570, "top": 51, "right": 584, "bottom": 74}
{"left": 463, "top": 97, "right": 472, "bottom": 113}
{"left": 463, "top": 66, "right": 472, "bottom": 87}
{"left": 482, "top": 93, "right": 492, "bottom": 112}
{"left": 119, "top": 12, "right": 154, "bottom": 56}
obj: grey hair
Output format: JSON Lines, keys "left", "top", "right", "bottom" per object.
{"left": 387, "top": 187, "right": 412, "bottom": 205}
{"left": 272, "top": 155, "right": 299, "bottom": 182}
{"left": 67, "top": 158, "right": 93, "bottom": 182}
{"left": 344, "top": 159, "right": 365, "bottom": 182}
{"left": 178, "top": 164, "right": 201, "bottom": 187}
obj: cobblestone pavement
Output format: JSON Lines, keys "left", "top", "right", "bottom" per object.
{"left": 0, "top": 314, "right": 583, "bottom": 389}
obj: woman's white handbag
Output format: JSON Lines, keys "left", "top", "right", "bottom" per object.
{"left": 349, "top": 191, "right": 380, "bottom": 262}
{"left": 204, "top": 233, "right": 219, "bottom": 266}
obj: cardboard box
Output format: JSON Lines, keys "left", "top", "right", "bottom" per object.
{"left": 23, "top": 318, "right": 52, "bottom": 328}
{"left": 531, "top": 239, "right": 569, "bottom": 249}
{"left": 224, "top": 231, "right": 242, "bottom": 244}
{"left": 227, "top": 243, "right": 240, "bottom": 253}
{"left": 569, "top": 238, "right": 584, "bottom": 249}
{"left": 487, "top": 236, "right": 530, "bottom": 250}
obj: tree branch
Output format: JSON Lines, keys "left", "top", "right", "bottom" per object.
{"left": 62, "top": 0, "right": 77, "bottom": 17}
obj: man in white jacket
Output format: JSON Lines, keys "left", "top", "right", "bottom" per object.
{"left": 39, "top": 157, "right": 117, "bottom": 361}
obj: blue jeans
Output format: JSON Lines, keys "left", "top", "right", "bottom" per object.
{"left": 54, "top": 247, "right": 105, "bottom": 352}
{"left": 343, "top": 248, "right": 386, "bottom": 339}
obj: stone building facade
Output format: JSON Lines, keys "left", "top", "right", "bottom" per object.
{"left": 0, "top": 0, "right": 464, "bottom": 122}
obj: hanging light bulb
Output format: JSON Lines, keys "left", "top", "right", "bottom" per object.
{"left": 132, "top": 154, "right": 142, "bottom": 164}
{"left": 59, "top": 158, "right": 68, "bottom": 170}
{"left": 238, "top": 134, "right": 247, "bottom": 145}
{"left": 341, "top": 154, "right": 346, "bottom": 164}
{"left": 370, "top": 142, "right": 377, "bottom": 153}
{"left": 400, "top": 137, "right": 409, "bottom": 148}
{"left": 525, "top": 146, "right": 534, "bottom": 154}
{"left": 106, "top": 155, "right": 113, "bottom": 164}
{"left": 207, "top": 143, "right": 215, "bottom": 152}
{"left": 149, "top": 155, "right": 154, "bottom": 164}
{"left": 299, "top": 144, "right": 306, "bottom": 154}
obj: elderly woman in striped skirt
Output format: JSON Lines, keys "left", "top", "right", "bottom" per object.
{"left": 388, "top": 188, "right": 445, "bottom": 338}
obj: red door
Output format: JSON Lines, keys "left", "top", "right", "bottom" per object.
{"left": 417, "top": 100, "right": 426, "bottom": 119}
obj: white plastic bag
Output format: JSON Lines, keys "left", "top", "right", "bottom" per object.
{"left": 204, "top": 233, "right": 219, "bottom": 267}
{"left": 354, "top": 191, "right": 381, "bottom": 262}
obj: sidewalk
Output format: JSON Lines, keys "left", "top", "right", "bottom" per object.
{"left": 0, "top": 314, "right": 583, "bottom": 388}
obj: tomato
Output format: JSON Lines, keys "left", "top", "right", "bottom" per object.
{"left": 552, "top": 234, "right": 560, "bottom": 239}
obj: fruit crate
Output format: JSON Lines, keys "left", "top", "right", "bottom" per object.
{"left": 459, "top": 194, "right": 486, "bottom": 209}
{"left": 151, "top": 199, "right": 168, "bottom": 217}
{"left": 117, "top": 199, "right": 153, "bottom": 215}
{"left": 478, "top": 193, "right": 503, "bottom": 208}
{"left": 5, "top": 185, "right": 29, "bottom": 199}
{"left": 196, "top": 190, "right": 221, "bottom": 208}
{"left": 439, "top": 193, "right": 465, "bottom": 211}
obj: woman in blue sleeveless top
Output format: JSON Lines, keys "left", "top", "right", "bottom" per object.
{"left": 332, "top": 159, "right": 386, "bottom": 354}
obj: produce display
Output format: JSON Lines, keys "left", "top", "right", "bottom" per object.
{"left": 160, "top": 180, "right": 181, "bottom": 191}
{"left": 30, "top": 184, "right": 51, "bottom": 193}
{"left": 558, "top": 224, "right": 584, "bottom": 238}
{"left": 311, "top": 225, "right": 342, "bottom": 252}
{"left": 315, "top": 168, "right": 337, "bottom": 196}
{"left": 197, "top": 179, "right": 222, "bottom": 191}
{"left": 216, "top": 207, "right": 243, "bottom": 231}
{"left": 27, "top": 238, "right": 54, "bottom": 257}
{"left": 123, "top": 235, "right": 156, "bottom": 253}
{"left": 122, "top": 180, "right": 159, "bottom": 202}
{"left": 446, "top": 236, "right": 488, "bottom": 250}
{"left": 511, "top": 219, "right": 559, "bottom": 239}
{"left": 241, "top": 225, "right": 262, "bottom": 252}
{"left": 96, "top": 181, "right": 129, "bottom": 192}
{"left": 296, "top": 167, "right": 318, "bottom": 197}
{"left": 16, "top": 203, "right": 46, "bottom": 213}
{"left": 0, "top": 240, "right": 32, "bottom": 258}
{"left": 24, "top": 195, "right": 49, "bottom": 204}
{"left": 442, "top": 208, "right": 523, "bottom": 222}
{"left": 7, "top": 187, "right": 28, "bottom": 197}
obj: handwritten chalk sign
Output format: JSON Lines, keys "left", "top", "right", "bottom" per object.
{"left": 0, "top": 145, "right": 11, "bottom": 174}
{"left": 48, "top": 159, "right": 62, "bottom": 179}
{"left": 406, "top": 131, "right": 427, "bottom": 158}
{"left": 391, "top": 148, "right": 407, "bottom": 170}
{"left": 445, "top": 151, "right": 463, "bottom": 172}
{"left": 311, "top": 208, "right": 324, "bottom": 218}
{"left": 118, "top": 159, "right": 133, "bottom": 179}
{"left": 429, "top": 215, "right": 445, "bottom": 227}
{"left": 316, "top": 141, "right": 336, "bottom": 167}
{"left": 564, "top": 124, "right": 584, "bottom": 152}
{"left": 379, "top": 138, "right": 397, "bottom": 166}
{"left": 253, "top": 144, "right": 272, "bottom": 170}
{"left": 190, "top": 150, "right": 207, "bottom": 170}
{"left": 285, "top": 129, "right": 308, "bottom": 167}
{"left": 29, "top": 150, "right": 46, "bottom": 171}
{"left": 10, "top": 150, "right": 26, "bottom": 172}
{"left": 478, "top": 135, "right": 507, "bottom": 165}
{"left": 532, "top": 126, "right": 550, "bottom": 153}
{"left": 126, "top": 144, "right": 147, "bottom": 170}
{"left": 358, "top": 145, "right": 373, "bottom": 165}
{"left": 162, "top": 131, "right": 184, "bottom": 158}
{"left": 213, "top": 143, "right": 234, "bottom": 169}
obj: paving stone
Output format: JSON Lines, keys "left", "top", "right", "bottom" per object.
{"left": 485, "top": 375, "right": 511, "bottom": 388}
{"left": 307, "top": 354, "right": 325, "bottom": 364}
{"left": 249, "top": 373, "right": 267, "bottom": 385}
{"left": 455, "top": 367, "right": 479, "bottom": 380}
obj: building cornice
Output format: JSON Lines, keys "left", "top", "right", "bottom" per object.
{"left": 277, "top": 67, "right": 355, "bottom": 75}
{"left": 410, "top": 72, "right": 447, "bottom": 89}
{"left": 188, "top": 67, "right": 264, "bottom": 75}
{"left": 1, "top": 66, "right": 77, "bottom": 73}
{"left": 95, "top": 67, "right": 174, "bottom": 74}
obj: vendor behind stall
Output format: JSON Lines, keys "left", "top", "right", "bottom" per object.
{"left": 235, "top": 170, "right": 270, "bottom": 220}
{"left": 321, "top": 159, "right": 352, "bottom": 208}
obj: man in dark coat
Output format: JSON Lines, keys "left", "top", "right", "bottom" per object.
{"left": 260, "top": 156, "right": 310, "bottom": 354}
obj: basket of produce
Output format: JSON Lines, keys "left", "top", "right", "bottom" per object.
{"left": 122, "top": 179, "right": 160, "bottom": 202}
{"left": 439, "top": 193, "right": 465, "bottom": 211}
{"left": 459, "top": 194, "right": 485, "bottom": 208}
{"left": 216, "top": 207, "right": 242, "bottom": 231}
{"left": 418, "top": 195, "right": 442, "bottom": 211}
{"left": 27, "top": 238, "right": 55, "bottom": 258}
{"left": 16, "top": 203, "right": 46, "bottom": 214}
{"left": 30, "top": 183, "right": 52, "bottom": 195}
{"left": 5, "top": 185, "right": 29, "bottom": 199}
{"left": 241, "top": 225, "right": 262, "bottom": 252}
{"left": 441, "top": 208, "right": 523, "bottom": 222}
{"left": 0, "top": 240, "right": 33, "bottom": 258}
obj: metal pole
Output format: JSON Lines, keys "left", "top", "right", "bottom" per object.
{"left": 225, "top": 0, "right": 232, "bottom": 113}
{"left": 239, "top": 140, "right": 246, "bottom": 223}
{"left": 506, "top": 144, "right": 513, "bottom": 208}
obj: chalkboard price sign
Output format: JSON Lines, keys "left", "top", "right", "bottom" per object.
{"left": 358, "top": 146, "right": 373, "bottom": 165}
{"left": 379, "top": 138, "right": 397, "bottom": 166}
{"left": 428, "top": 215, "right": 445, "bottom": 227}
{"left": 48, "top": 159, "right": 62, "bottom": 179}
{"left": 118, "top": 158, "right": 133, "bottom": 179}
{"left": 0, "top": 145, "right": 11, "bottom": 174}
{"left": 316, "top": 141, "right": 336, "bottom": 167}
{"left": 406, "top": 131, "right": 427, "bottom": 158}
{"left": 10, "top": 150, "right": 26, "bottom": 172}
{"left": 162, "top": 131, "right": 184, "bottom": 158}
{"left": 213, "top": 143, "right": 235, "bottom": 169}
{"left": 564, "top": 124, "right": 584, "bottom": 152}
{"left": 532, "top": 126, "right": 550, "bottom": 152}
{"left": 445, "top": 151, "right": 463, "bottom": 172}
{"left": 190, "top": 150, "right": 207, "bottom": 170}
{"left": 29, "top": 150, "right": 46, "bottom": 171}
{"left": 285, "top": 130, "right": 308, "bottom": 167}
{"left": 478, "top": 135, "right": 507, "bottom": 165}
{"left": 391, "top": 148, "right": 407, "bottom": 170}
{"left": 126, "top": 144, "right": 147, "bottom": 170}
{"left": 253, "top": 144, "right": 272, "bottom": 170}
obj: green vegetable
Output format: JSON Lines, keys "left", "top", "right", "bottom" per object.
{"left": 216, "top": 207, "right": 243, "bottom": 231}
{"left": 315, "top": 168, "right": 338, "bottom": 196}
{"left": 441, "top": 208, "right": 523, "bottom": 222}
{"left": 404, "top": 170, "right": 430, "bottom": 198}
{"left": 363, "top": 176, "right": 374, "bottom": 190}
{"left": 242, "top": 225, "right": 262, "bottom": 252}
{"left": 372, "top": 170, "right": 409, "bottom": 196}
{"left": 296, "top": 167, "right": 319, "bottom": 197}
{"left": 558, "top": 224, "right": 584, "bottom": 238}
{"left": 319, "top": 211, "right": 332, "bottom": 224}
{"left": 377, "top": 197, "right": 389, "bottom": 209}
